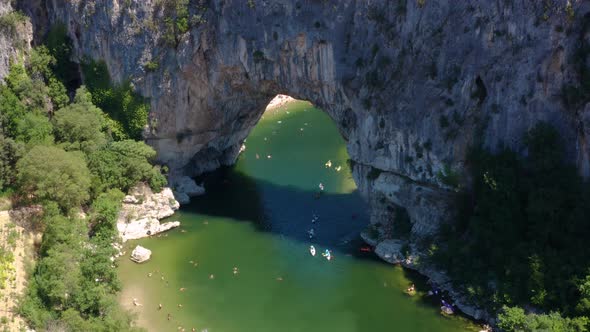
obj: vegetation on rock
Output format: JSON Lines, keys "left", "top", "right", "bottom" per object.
{"left": 0, "top": 20, "right": 165, "bottom": 330}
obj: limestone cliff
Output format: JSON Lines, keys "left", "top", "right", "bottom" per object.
{"left": 19, "top": 0, "right": 590, "bottom": 316}
{"left": 0, "top": 0, "right": 32, "bottom": 80}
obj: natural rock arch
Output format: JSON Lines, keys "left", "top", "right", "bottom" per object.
{"left": 40, "top": 0, "right": 590, "bottom": 241}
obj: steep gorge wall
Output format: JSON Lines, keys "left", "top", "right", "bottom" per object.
{"left": 34, "top": 1, "right": 590, "bottom": 251}
{"left": 0, "top": 0, "right": 32, "bottom": 79}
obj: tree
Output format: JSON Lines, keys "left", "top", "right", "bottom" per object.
{"left": 0, "top": 135, "right": 24, "bottom": 190}
{"left": 0, "top": 83, "right": 26, "bottom": 137}
{"left": 14, "top": 112, "right": 54, "bottom": 146}
{"left": 87, "top": 140, "right": 166, "bottom": 195}
{"left": 53, "top": 87, "right": 108, "bottom": 153}
{"left": 17, "top": 146, "right": 91, "bottom": 210}
{"left": 497, "top": 306, "right": 527, "bottom": 331}
{"left": 88, "top": 189, "right": 123, "bottom": 238}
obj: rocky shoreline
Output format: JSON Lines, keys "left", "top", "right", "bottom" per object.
{"left": 361, "top": 232, "right": 493, "bottom": 325}
{"left": 116, "top": 183, "right": 181, "bottom": 242}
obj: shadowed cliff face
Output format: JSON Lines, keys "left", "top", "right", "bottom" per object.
{"left": 39, "top": 0, "right": 590, "bottom": 242}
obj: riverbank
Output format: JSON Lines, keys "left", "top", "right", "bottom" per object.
{"left": 361, "top": 233, "right": 492, "bottom": 325}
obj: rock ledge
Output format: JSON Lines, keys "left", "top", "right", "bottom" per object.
{"left": 117, "top": 183, "right": 180, "bottom": 241}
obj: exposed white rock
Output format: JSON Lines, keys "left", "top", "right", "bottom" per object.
{"left": 265, "top": 94, "right": 296, "bottom": 111}
{"left": 118, "top": 218, "right": 180, "bottom": 241}
{"left": 117, "top": 183, "right": 180, "bottom": 241}
{"left": 130, "top": 245, "right": 151, "bottom": 263}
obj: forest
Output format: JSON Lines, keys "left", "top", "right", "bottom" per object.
{"left": 0, "top": 24, "right": 161, "bottom": 331}
{"left": 433, "top": 124, "right": 590, "bottom": 331}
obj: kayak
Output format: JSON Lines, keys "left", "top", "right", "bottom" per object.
{"left": 310, "top": 245, "right": 316, "bottom": 256}
{"left": 322, "top": 249, "right": 332, "bottom": 261}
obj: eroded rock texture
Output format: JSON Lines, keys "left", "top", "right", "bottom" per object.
{"left": 0, "top": 0, "right": 32, "bottom": 79}
{"left": 30, "top": 0, "right": 590, "bottom": 246}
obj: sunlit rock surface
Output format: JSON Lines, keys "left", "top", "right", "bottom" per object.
{"left": 117, "top": 183, "right": 180, "bottom": 241}
{"left": 130, "top": 245, "right": 151, "bottom": 263}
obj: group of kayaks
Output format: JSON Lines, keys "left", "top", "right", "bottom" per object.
{"left": 309, "top": 245, "right": 332, "bottom": 261}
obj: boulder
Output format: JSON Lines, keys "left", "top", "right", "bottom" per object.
{"left": 117, "top": 217, "right": 180, "bottom": 241}
{"left": 130, "top": 245, "right": 151, "bottom": 263}
{"left": 170, "top": 176, "right": 205, "bottom": 205}
{"left": 374, "top": 239, "right": 407, "bottom": 264}
{"left": 117, "top": 183, "right": 181, "bottom": 241}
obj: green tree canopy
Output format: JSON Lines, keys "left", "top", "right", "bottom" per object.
{"left": 53, "top": 87, "right": 108, "bottom": 153}
{"left": 0, "top": 134, "right": 24, "bottom": 191}
{"left": 17, "top": 145, "right": 91, "bottom": 210}
{"left": 87, "top": 140, "right": 166, "bottom": 196}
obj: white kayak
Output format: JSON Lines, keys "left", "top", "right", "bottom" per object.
{"left": 322, "top": 249, "right": 332, "bottom": 261}
{"left": 310, "top": 246, "right": 316, "bottom": 256}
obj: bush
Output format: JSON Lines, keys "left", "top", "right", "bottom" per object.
{"left": 436, "top": 164, "right": 460, "bottom": 188}
{"left": 143, "top": 60, "right": 159, "bottom": 72}
{"left": 0, "top": 11, "right": 28, "bottom": 38}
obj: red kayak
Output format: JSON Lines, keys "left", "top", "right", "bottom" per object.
{"left": 360, "top": 247, "right": 372, "bottom": 252}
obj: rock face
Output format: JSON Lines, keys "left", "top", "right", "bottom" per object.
{"left": 169, "top": 175, "right": 205, "bottom": 205}
{"left": 130, "top": 245, "right": 151, "bottom": 263}
{"left": 117, "top": 183, "right": 181, "bottom": 241}
{"left": 0, "top": 0, "right": 32, "bottom": 80}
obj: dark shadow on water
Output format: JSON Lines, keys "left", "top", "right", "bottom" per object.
{"left": 184, "top": 166, "right": 375, "bottom": 257}
{"left": 183, "top": 166, "right": 468, "bottom": 319}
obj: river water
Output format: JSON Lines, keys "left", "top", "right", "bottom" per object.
{"left": 118, "top": 101, "right": 477, "bottom": 332}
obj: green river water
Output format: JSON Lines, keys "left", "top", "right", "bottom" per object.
{"left": 118, "top": 101, "right": 478, "bottom": 332}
